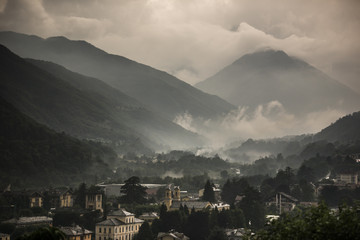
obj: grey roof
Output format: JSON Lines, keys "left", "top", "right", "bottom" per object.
{"left": 278, "top": 192, "right": 298, "bottom": 202}
{"left": 60, "top": 189, "right": 73, "bottom": 196}
{"left": 134, "top": 218, "right": 144, "bottom": 223}
{"left": 96, "top": 218, "right": 143, "bottom": 226}
{"left": 108, "top": 209, "right": 134, "bottom": 217}
{"left": 3, "top": 216, "right": 52, "bottom": 225}
{"left": 139, "top": 212, "right": 159, "bottom": 218}
{"left": 30, "top": 192, "right": 43, "bottom": 198}
{"left": 96, "top": 218, "right": 125, "bottom": 226}
{"left": 157, "top": 231, "right": 189, "bottom": 240}
{"left": 59, "top": 225, "right": 92, "bottom": 236}
{"left": 170, "top": 200, "right": 210, "bottom": 210}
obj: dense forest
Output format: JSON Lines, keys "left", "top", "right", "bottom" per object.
{"left": 0, "top": 97, "right": 116, "bottom": 188}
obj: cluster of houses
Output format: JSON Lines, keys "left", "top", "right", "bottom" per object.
{"left": 2, "top": 169, "right": 359, "bottom": 240}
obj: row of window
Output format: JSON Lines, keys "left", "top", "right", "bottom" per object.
{"left": 98, "top": 234, "right": 133, "bottom": 240}
{"left": 98, "top": 225, "right": 138, "bottom": 234}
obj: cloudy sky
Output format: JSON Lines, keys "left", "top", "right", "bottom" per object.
{"left": 0, "top": 0, "right": 359, "bottom": 91}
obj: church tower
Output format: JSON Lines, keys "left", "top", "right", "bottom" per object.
{"left": 174, "top": 186, "right": 181, "bottom": 201}
{"left": 164, "top": 186, "right": 172, "bottom": 210}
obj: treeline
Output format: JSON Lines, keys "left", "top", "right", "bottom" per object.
{"left": 113, "top": 152, "right": 232, "bottom": 182}
{"left": 137, "top": 204, "right": 246, "bottom": 240}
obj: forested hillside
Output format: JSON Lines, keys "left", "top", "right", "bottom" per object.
{"left": 0, "top": 97, "right": 115, "bottom": 188}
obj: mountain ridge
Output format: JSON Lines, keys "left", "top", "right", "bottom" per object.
{"left": 196, "top": 49, "right": 360, "bottom": 116}
{"left": 0, "top": 31, "right": 235, "bottom": 120}
{"left": 0, "top": 44, "right": 202, "bottom": 152}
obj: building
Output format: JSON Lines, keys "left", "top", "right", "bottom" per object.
{"left": 138, "top": 212, "right": 159, "bottom": 223}
{"left": 95, "top": 209, "right": 143, "bottom": 240}
{"left": 2, "top": 216, "right": 52, "bottom": 228}
{"left": 29, "top": 192, "right": 43, "bottom": 208}
{"left": 165, "top": 186, "right": 229, "bottom": 212}
{"left": 164, "top": 186, "right": 211, "bottom": 211}
{"left": 0, "top": 233, "right": 10, "bottom": 240}
{"left": 157, "top": 230, "right": 189, "bottom": 240}
{"left": 266, "top": 192, "right": 298, "bottom": 214}
{"left": 212, "top": 202, "right": 230, "bottom": 211}
{"left": 336, "top": 172, "right": 358, "bottom": 185}
{"left": 60, "top": 189, "right": 74, "bottom": 208}
{"left": 59, "top": 225, "right": 93, "bottom": 240}
{"left": 86, "top": 193, "right": 103, "bottom": 212}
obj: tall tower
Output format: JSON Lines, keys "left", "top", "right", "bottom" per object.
{"left": 174, "top": 186, "right": 181, "bottom": 201}
{"left": 164, "top": 186, "right": 172, "bottom": 210}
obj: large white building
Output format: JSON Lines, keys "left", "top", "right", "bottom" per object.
{"left": 95, "top": 209, "right": 143, "bottom": 240}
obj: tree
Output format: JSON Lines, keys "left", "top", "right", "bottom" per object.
{"left": 135, "top": 222, "right": 153, "bottom": 240}
{"left": 185, "top": 211, "right": 210, "bottom": 240}
{"left": 238, "top": 187, "right": 266, "bottom": 229}
{"left": 207, "top": 226, "right": 227, "bottom": 240}
{"left": 203, "top": 180, "right": 215, "bottom": 203}
{"left": 256, "top": 202, "right": 360, "bottom": 240}
{"left": 74, "top": 183, "right": 86, "bottom": 208}
{"left": 120, "top": 176, "right": 147, "bottom": 204}
{"left": 17, "top": 226, "right": 65, "bottom": 240}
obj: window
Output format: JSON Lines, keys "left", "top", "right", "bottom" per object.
{"left": 115, "top": 228, "right": 117, "bottom": 233}
{"left": 99, "top": 228, "right": 102, "bottom": 233}
{"left": 104, "top": 228, "right": 106, "bottom": 233}
{"left": 109, "top": 228, "right": 111, "bottom": 233}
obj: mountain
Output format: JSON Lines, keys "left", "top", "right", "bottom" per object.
{"left": 0, "top": 44, "right": 202, "bottom": 152}
{"left": 314, "top": 111, "right": 360, "bottom": 143}
{"left": 0, "top": 96, "right": 115, "bottom": 187}
{"left": 0, "top": 31, "right": 235, "bottom": 120}
{"left": 196, "top": 49, "right": 360, "bottom": 115}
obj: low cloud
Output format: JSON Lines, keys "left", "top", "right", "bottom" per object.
{"left": 174, "top": 101, "right": 346, "bottom": 149}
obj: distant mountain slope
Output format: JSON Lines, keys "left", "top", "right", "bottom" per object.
{"left": 196, "top": 50, "right": 360, "bottom": 115}
{"left": 0, "top": 45, "right": 201, "bottom": 152}
{"left": 27, "top": 58, "right": 203, "bottom": 150}
{"left": 0, "top": 96, "right": 115, "bottom": 187}
{"left": 0, "top": 31, "right": 235, "bottom": 120}
{"left": 314, "top": 111, "right": 360, "bottom": 143}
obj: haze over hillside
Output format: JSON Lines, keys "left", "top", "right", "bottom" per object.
{"left": 0, "top": 44, "right": 203, "bottom": 152}
{"left": 0, "top": 31, "right": 235, "bottom": 121}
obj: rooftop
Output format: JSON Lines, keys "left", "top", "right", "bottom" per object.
{"left": 59, "top": 225, "right": 92, "bottom": 236}
{"left": 108, "top": 209, "right": 134, "bottom": 217}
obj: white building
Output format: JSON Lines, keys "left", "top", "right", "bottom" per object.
{"left": 96, "top": 209, "right": 143, "bottom": 240}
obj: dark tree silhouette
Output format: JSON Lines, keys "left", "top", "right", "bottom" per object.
{"left": 120, "top": 176, "right": 147, "bottom": 204}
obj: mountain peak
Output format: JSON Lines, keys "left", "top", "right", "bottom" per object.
{"left": 233, "top": 49, "right": 303, "bottom": 69}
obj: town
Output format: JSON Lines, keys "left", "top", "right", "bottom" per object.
{"left": 1, "top": 156, "right": 360, "bottom": 240}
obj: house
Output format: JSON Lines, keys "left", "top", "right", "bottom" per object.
{"left": 266, "top": 192, "right": 298, "bottom": 214}
{"left": 0, "top": 233, "right": 10, "bottom": 240}
{"left": 225, "top": 228, "right": 253, "bottom": 240}
{"left": 60, "top": 189, "right": 74, "bottom": 208}
{"left": 95, "top": 209, "right": 143, "bottom": 240}
{"left": 157, "top": 229, "right": 189, "bottom": 240}
{"left": 212, "top": 202, "right": 230, "bottom": 211}
{"left": 86, "top": 193, "right": 103, "bottom": 212}
{"left": 59, "top": 225, "right": 92, "bottom": 240}
{"left": 29, "top": 192, "right": 43, "bottom": 208}
{"left": 2, "top": 216, "right": 52, "bottom": 228}
{"left": 164, "top": 186, "right": 212, "bottom": 212}
{"left": 336, "top": 172, "right": 358, "bottom": 185}
{"left": 138, "top": 212, "right": 159, "bottom": 223}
